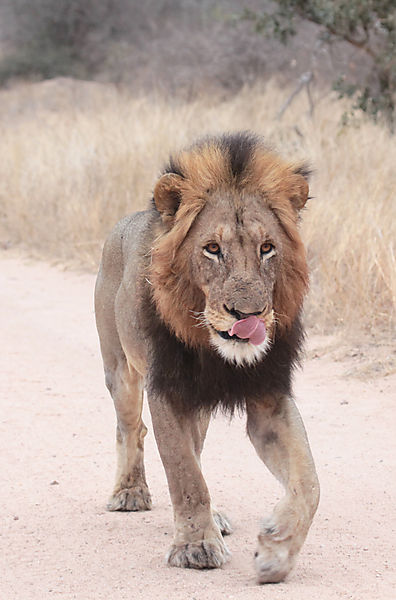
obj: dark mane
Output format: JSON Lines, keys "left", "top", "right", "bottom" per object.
{"left": 219, "top": 131, "right": 259, "bottom": 181}
{"left": 146, "top": 131, "right": 309, "bottom": 407}
{"left": 143, "top": 292, "right": 304, "bottom": 415}
{"left": 162, "top": 131, "right": 260, "bottom": 183}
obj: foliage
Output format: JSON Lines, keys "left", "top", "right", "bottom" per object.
{"left": 0, "top": 0, "right": 177, "bottom": 83}
{"left": 0, "top": 0, "right": 108, "bottom": 82}
{"left": 242, "top": 1, "right": 396, "bottom": 127}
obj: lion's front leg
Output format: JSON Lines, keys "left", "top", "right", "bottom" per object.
{"left": 246, "top": 395, "right": 320, "bottom": 584}
{"left": 148, "top": 394, "right": 229, "bottom": 569}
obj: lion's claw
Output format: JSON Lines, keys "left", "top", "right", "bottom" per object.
{"left": 213, "top": 510, "right": 233, "bottom": 536}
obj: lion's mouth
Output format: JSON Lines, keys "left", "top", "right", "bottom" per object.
{"left": 214, "top": 316, "right": 267, "bottom": 346}
{"left": 216, "top": 329, "right": 249, "bottom": 343}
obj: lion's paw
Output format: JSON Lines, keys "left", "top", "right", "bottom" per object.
{"left": 107, "top": 485, "right": 152, "bottom": 512}
{"left": 213, "top": 510, "right": 233, "bottom": 536}
{"left": 254, "top": 524, "right": 297, "bottom": 584}
{"left": 167, "top": 538, "right": 230, "bottom": 569}
{"left": 255, "top": 545, "right": 296, "bottom": 584}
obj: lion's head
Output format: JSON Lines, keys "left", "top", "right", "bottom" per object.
{"left": 149, "top": 132, "right": 309, "bottom": 366}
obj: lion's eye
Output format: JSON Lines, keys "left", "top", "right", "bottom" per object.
{"left": 260, "top": 242, "right": 274, "bottom": 256}
{"left": 204, "top": 242, "right": 221, "bottom": 255}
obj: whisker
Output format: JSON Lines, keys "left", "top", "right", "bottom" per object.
{"left": 273, "top": 310, "right": 287, "bottom": 321}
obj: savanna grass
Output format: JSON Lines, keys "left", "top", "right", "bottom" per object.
{"left": 1, "top": 79, "right": 394, "bottom": 335}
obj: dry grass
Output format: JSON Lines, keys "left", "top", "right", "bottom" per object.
{"left": 0, "top": 78, "right": 395, "bottom": 337}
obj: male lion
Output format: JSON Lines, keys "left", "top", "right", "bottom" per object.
{"left": 94, "top": 132, "right": 319, "bottom": 583}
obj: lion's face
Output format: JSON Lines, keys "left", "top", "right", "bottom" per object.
{"left": 149, "top": 134, "right": 309, "bottom": 366}
{"left": 187, "top": 192, "right": 279, "bottom": 365}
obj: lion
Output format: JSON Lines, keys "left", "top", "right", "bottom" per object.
{"left": 94, "top": 132, "right": 320, "bottom": 583}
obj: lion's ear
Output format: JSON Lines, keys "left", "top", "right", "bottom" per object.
{"left": 289, "top": 165, "right": 311, "bottom": 211}
{"left": 153, "top": 173, "right": 184, "bottom": 220}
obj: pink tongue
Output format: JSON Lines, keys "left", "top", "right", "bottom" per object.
{"left": 228, "top": 316, "right": 266, "bottom": 346}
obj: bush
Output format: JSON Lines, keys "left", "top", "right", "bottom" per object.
{"left": 0, "top": 0, "right": 126, "bottom": 82}
{"left": 243, "top": 0, "right": 396, "bottom": 128}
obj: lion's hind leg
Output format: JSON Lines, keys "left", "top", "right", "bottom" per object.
{"left": 193, "top": 411, "right": 233, "bottom": 536}
{"left": 105, "top": 359, "right": 152, "bottom": 512}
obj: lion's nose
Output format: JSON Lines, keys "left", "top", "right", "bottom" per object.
{"left": 223, "top": 304, "right": 266, "bottom": 320}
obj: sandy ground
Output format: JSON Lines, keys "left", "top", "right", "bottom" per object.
{"left": 1, "top": 254, "right": 395, "bottom": 600}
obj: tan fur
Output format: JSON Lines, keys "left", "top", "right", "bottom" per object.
{"left": 150, "top": 145, "right": 308, "bottom": 345}
{"left": 95, "top": 134, "right": 319, "bottom": 583}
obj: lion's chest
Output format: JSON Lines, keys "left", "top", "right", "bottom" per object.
{"left": 145, "top": 310, "right": 303, "bottom": 414}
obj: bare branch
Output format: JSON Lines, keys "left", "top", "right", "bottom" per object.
{"left": 277, "top": 71, "right": 313, "bottom": 119}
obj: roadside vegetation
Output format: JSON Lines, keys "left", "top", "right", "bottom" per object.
{"left": 1, "top": 79, "right": 394, "bottom": 336}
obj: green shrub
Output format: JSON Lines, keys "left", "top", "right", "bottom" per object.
{"left": 242, "top": 0, "right": 396, "bottom": 128}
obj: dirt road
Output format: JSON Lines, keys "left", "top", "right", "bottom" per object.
{"left": 1, "top": 255, "right": 395, "bottom": 600}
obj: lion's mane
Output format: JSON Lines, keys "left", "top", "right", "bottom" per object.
{"left": 142, "top": 132, "right": 309, "bottom": 413}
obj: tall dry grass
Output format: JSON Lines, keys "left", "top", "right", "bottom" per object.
{"left": 0, "top": 79, "right": 395, "bottom": 336}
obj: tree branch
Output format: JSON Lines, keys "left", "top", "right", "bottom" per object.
{"left": 277, "top": 71, "right": 313, "bottom": 119}
{"left": 293, "top": 8, "right": 377, "bottom": 62}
